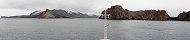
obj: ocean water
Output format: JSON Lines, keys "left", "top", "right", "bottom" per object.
{"left": 0, "top": 18, "right": 190, "bottom": 40}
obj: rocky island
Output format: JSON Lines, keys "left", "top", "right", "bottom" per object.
{"left": 99, "top": 5, "right": 190, "bottom": 21}
{"left": 99, "top": 5, "right": 170, "bottom": 20}
{"left": 1, "top": 9, "right": 98, "bottom": 18}
{"left": 177, "top": 11, "right": 190, "bottom": 21}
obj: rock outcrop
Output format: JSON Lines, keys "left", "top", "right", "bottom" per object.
{"left": 99, "top": 5, "right": 170, "bottom": 20}
{"left": 38, "top": 9, "right": 70, "bottom": 18}
{"left": 99, "top": 5, "right": 127, "bottom": 20}
{"left": 177, "top": 11, "right": 190, "bottom": 21}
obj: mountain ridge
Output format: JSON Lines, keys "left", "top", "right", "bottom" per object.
{"left": 1, "top": 9, "right": 98, "bottom": 18}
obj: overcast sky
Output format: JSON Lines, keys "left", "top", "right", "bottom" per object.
{"left": 0, "top": 0, "right": 190, "bottom": 17}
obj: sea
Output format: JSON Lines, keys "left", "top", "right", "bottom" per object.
{"left": 0, "top": 18, "right": 190, "bottom": 40}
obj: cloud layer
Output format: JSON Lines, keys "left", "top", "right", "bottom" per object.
{"left": 0, "top": 0, "right": 190, "bottom": 17}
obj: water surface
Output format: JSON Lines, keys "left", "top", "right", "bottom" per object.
{"left": 0, "top": 18, "right": 190, "bottom": 40}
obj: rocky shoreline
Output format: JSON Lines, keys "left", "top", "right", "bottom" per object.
{"left": 99, "top": 5, "right": 190, "bottom": 21}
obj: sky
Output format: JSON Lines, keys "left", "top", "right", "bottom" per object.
{"left": 0, "top": 0, "right": 190, "bottom": 17}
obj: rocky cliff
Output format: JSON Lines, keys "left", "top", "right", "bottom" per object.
{"left": 177, "top": 11, "right": 190, "bottom": 21}
{"left": 38, "top": 9, "right": 70, "bottom": 18}
{"left": 99, "top": 5, "right": 170, "bottom": 20}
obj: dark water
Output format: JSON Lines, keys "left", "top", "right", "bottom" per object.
{"left": 0, "top": 18, "right": 190, "bottom": 40}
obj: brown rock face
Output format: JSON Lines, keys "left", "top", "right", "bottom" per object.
{"left": 177, "top": 11, "right": 190, "bottom": 21}
{"left": 38, "top": 9, "right": 70, "bottom": 18}
{"left": 99, "top": 5, "right": 127, "bottom": 20}
{"left": 126, "top": 10, "right": 170, "bottom": 20}
{"left": 99, "top": 5, "right": 170, "bottom": 20}
{"left": 39, "top": 9, "right": 56, "bottom": 18}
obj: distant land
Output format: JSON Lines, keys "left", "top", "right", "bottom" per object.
{"left": 99, "top": 5, "right": 190, "bottom": 21}
{"left": 1, "top": 9, "right": 99, "bottom": 18}
{"left": 2, "top": 5, "right": 190, "bottom": 21}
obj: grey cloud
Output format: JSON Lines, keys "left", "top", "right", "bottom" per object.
{"left": 3, "top": 0, "right": 105, "bottom": 14}
{"left": 5, "top": 0, "right": 59, "bottom": 9}
{"left": 1, "top": 0, "right": 190, "bottom": 16}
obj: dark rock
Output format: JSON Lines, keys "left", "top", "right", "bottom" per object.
{"left": 177, "top": 11, "right": 190, "bottom": 21}
{"left": 99, "top": 5, "right": 170, "bottom": 20}
{"left": 1, "top": 16, "right": 7, "bottom": 18}
{"left": 170, "top": 17, "right": 178, "bottom": 20}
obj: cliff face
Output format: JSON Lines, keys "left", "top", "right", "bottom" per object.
{"left": 99, "top": 5, "right": 170, "bottom": 20}
{"left": 99, "top": 5, "right": 127, "bottom": 20}
{"left": 38, "top": 9, "right": 69, "bottom": 18}
{"left": 177, "top": 11, "right": 190, "bottom": 21}
{"left": 126, "top": 10, "right": 170, "bottom": 20}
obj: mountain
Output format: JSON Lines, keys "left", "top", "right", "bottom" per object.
{"left": 1, "top": 9, "right": 98, "bottom": 18}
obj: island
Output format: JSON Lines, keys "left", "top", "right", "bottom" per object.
{"left": 1, "top": 9, "right": 98, "bottom": 18}
{"left": 176, "top": 11, "right": 190, "bottom": 21}
{"left": 99, "top": 5, "right": 170, "bottom": 20}
{"left": 99, "top": 5, "right": 190, "bottom": 21}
